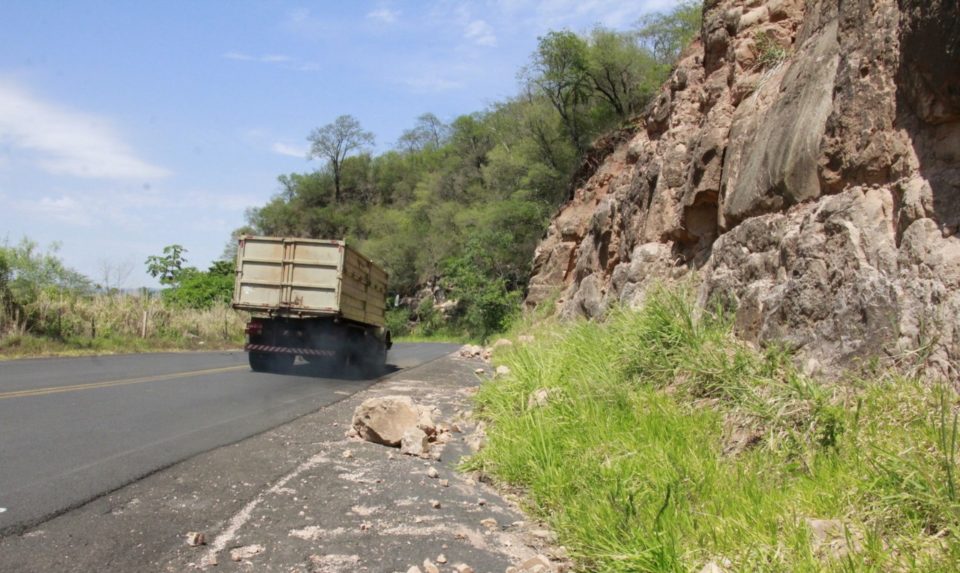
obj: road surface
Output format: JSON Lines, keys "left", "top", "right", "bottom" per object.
{"left": 0, "top": 343, "right": 457, "bottom": 535}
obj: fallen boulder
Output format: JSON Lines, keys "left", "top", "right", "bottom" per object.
{"left": 352, "top": 396, "right": 433, "bottom": 447}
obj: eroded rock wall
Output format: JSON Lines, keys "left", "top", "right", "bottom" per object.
{"left": 526, "top": 0, "right": 960, "bottom": 379}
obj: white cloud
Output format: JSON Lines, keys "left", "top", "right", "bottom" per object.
{"left": 271, "top": 141, "right": 309, "bottom": 158}
{"left": 16, "top": 195, "right": 91, "bottom": 226}
{"left": 223, "top": 52, "right": 292, "bottom": 63}
{"left": 283, "top": 8, "right": 328, "bottom": 37}
{"left": 367, "top": 7, "right": 399, "bottom": 24}
{"left": 222, "top": 51, "right": 319, "bottom": 72}
{"left": 465, "top": 19, "right": 497, "bottom": 47}
{"left": 404, "top": 76, "right": 465, "bottom": 93}
{"left": 0, "top": 81, "right": 170, "bottom": 180}
{"left": 290, "top": 62, "right": 321, "bottom": 72}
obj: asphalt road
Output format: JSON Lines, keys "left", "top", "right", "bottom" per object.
{"left": 0, "top": 343, "right": 457, "bottom": 535}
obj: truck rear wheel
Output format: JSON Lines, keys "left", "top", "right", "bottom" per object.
{"left": 249, "top": 352, "right": 270, "bottom": 372}
{"left": 249, "top": 352, "right": 294, "bottom": 373}
{"left": 360, "top": 339, "right": 387, "bottom": 377}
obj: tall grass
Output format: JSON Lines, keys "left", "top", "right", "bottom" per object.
{"left": 469, "top": 287, "right": 960, "bottom": 572}
{"left": 0, "top": 290, "right": 246, "bottom": 358}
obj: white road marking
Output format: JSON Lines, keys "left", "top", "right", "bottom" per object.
{"left": 197, "top": 452, "right": 331, "bottom": 568}
{"left": 0, "top": 507, "right": 7, "bottom": 513}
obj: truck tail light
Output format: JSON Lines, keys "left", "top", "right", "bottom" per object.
{"left": 245, "top": 321, "right": 263, "bottom": 335}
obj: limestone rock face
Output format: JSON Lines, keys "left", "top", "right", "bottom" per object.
{"left": 526, "top": 0, "right": 960, "bottom": 380}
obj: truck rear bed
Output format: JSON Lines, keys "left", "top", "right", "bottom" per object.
{"left": 232, "top": 236, "right": 387, "bottom": 328}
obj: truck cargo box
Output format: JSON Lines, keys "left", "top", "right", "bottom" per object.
{"left": 232, "top": 236, "right": 387, "bottom": 328}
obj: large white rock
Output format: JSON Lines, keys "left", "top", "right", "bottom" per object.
{"left": 352, "top": 396, "right": 422, "bottom": 447}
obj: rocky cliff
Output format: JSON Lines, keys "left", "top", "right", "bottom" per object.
{"left": 526, "top": 0, "right": 960, "bottom": 379}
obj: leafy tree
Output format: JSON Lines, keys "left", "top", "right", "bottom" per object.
{"left": 221, "top": 225, "right": 256, "bottom": 261}
{"left": 163, "top": 260, "right": 235, "bottom": 309}
{"left": 636, "top": 0, "right": 703, "bottom": 66}
{"left": 145, "top": 244, "right": 188, "bottom": 286}
{"left": 308, "top": 115, "right": 375, "bottom": 203}
{"left": 1, "top": 239, "right": 90, "bottom": 304}
{"left": 145, "top": 245, "right": 236, "bottom": 309}
{"left": 525, "top": 30, "right": 593, "bottom": 153}
{"left": 397, "top": 113, "right": 450, "bottom": 153}
{"left": 235, "top": 2, "right": 704, "bottom": 339}
{"left": 586, "top": 26, "right": 659, "bottom": 119}
{"left": 0, "top": 238, "right": 91, "bottom": 334}
{"left": 441, "top": 237, "right": 521, "bottom": 341}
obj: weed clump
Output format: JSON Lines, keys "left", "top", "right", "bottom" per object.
{"left": 469, "top": 287, "right": 960, "bottom": 572}
{"left": 754, "top": 30, "right": 788, "bottom": 69}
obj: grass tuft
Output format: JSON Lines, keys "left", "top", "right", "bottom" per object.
{"left": 468, "top": 287, "right": 960, "bottom": 572}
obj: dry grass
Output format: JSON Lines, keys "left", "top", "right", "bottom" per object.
{"left": 0, "top": 290, "right": 246, "bottom": 359}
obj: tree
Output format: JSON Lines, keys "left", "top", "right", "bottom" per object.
{"left": 586, "top": 27, "right": 659, "bottom": 119}
{"left": 397, "top": 113, "right": 450, "bottom": 153}
{"left": 0, "top": 238, "right": 91, "bottom": 334}
{"left": 164, "top": 260, "right": 235, "bottom": 309}
{"left": 145, "top": 244, "right": 188, "bottom": 286}
{"left": 525, "top": 31, "right": 592, "bottom": 153}
{"left": 96, "top": 258, "right": 135, "bottom": 292}
{"left": 635, "top": 0, "right": 702, "bottom": 66}
{"left": 221, "top": 225, "right": 255, "bottom": 262}
{"left": 308, "top": 115, "right": 375, "bottom": 203}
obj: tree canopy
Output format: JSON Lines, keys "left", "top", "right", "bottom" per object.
{"left": 308, "top": 115, "right": 375, "bottom": 203}
{"left": 240, "top": 4, "right": 702, "bottom": 338}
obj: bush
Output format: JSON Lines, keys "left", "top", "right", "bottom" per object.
{"left": 755, "top": 30, "right": 788, "bottom": 69}
{"left": 441, "top": 239, "right": 521, "bottom": 341}
{"left": 385, "top": 307, "right": 412, "bottom": 337}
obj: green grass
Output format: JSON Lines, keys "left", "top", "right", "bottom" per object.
{"left": 394, "top": 332, "right": 471, "bottom": 344}
{"left": 468, "top": 287, "right": 960, "bottom": 572}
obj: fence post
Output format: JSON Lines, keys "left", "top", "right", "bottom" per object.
{"left": 141, "top": 310, "right": 148, "bottom": 338}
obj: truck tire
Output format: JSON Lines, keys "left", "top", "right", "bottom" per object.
{"left": 249, "top": 352, "right": 272, "bottom": 372}
{"left": 249, "top": 352, "right": 294, "bottom": 373}
{"left": 361, "top": 339, "right": 387, "bottom": 377}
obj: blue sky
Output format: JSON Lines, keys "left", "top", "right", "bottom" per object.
{"left": 0, "top": 0, "right": 675, "bottom": 287}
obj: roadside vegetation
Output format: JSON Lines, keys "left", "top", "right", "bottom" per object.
{"left": 2, "top": 3, "right": 702, "bottom": 353}
{"left": 240, "top": 2, "right": 702, "bottom": 341}
{"left": 0, "top": 238, "right": 243, "bottom": 359}
{"left": 469, "top": 288, "right": 960, "bottom": 572}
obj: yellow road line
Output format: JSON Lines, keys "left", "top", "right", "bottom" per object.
{"left": 0, "top": 365, "right": 249, "bottom": 401}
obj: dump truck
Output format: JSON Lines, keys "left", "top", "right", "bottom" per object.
{"left": 232, "top": 235, "right": 391, "bottom": 373}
